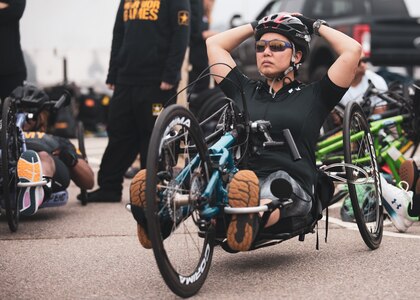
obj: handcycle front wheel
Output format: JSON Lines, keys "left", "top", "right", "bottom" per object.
{"left": 343, "top": 101, "right": 383, "bottom": 250}
{"left": 1, "top": 97, "right": 22, "bottom": 232}
{"left": 145, "top": 104, "right": 215, "bottom": 298}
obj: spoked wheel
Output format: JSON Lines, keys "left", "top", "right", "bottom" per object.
{"left": 146, "top": 105, "right": 214, "bottom": 298}
{"left": 76, "top": 121, "right": 88, "bottom": 205}
{"left": 1, "top": 97, "right": 22, "bottom": 232}
{"left": 343, "top": 101, "right": 383, "bottom": 249}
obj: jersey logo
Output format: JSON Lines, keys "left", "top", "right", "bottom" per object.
{"left": 288, "top": 87, "right": 301, "bottom": 94}
{"left": 123, "top": 0, "right": 160, "bottom": 22}
{"left": 178, "top": 11, "right": 189, "bottom": 26}
{"left": 24, "top": 131, "right": 45, "bottom": 139}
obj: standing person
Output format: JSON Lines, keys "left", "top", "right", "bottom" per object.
{"left": 0, "top": 0, "right": 26, "bottom": 100}
{"left": 188, "top": 0, "right": 217, "bottom": 94}
{"left": 82, "top": 0, "right": 191, "bottom": 202}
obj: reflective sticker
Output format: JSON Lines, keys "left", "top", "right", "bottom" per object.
{"left": 152, "top": 103, "right": 163, "bottom": 116}
{"left": 178, "top": 11, "right": 189, "bottom": 26}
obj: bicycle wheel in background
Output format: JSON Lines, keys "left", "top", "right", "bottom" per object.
{"left": 146, "top": 105, "right": 214, "bottom": 298}
{"left": 1, "top": 97, "right": 22, "bottom": 232}
{"left": 76, "top": 121, "right": 88, "bottom": 205}
{"left": 343, "top": 101, "right": 383, "bottom": 249}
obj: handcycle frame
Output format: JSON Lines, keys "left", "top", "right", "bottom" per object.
{"left": 0, "top": 87, "right": 86, "bottom": 232}
{"left": 143, "top": 93, "right": 383, "bottom": 297}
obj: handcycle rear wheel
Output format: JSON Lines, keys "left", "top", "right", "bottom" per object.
{"left": 343, "top": 101, "right": 383, "bottom": 249}
{"left": 1, "top": 97, "right": 22, "bottom": 232}
{"left": 146, "top": 105, "right": 214, "bottom": 298}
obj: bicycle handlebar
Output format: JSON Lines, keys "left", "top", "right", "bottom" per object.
{"left": 17, "top": 90, "right": 71, "bottom": 115}
{"left": 251, "top": 120, "right": 302, "bottom": 161}
{"left": 51, "top": 90, "right": 71, "bottom": 113}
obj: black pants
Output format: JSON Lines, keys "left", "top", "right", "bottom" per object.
{"left": 97, "top": 84, "right": 177, "bottom": 195}
{"left": 0, "top": 73, "right": 25, "bottom": 100}
{"left": 188, "top": 65, "right": 210, "bottom": 95}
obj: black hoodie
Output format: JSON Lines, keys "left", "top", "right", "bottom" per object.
{"left": 0, "top": 0, "right": 26, "bottom": 77}
{"left": 106, "top": 0, "right": 191, "bottom": 86}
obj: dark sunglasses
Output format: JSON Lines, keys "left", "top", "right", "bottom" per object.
{"left": 358, "top": 57, "right": 369, "bottom": 65}
{"left": 255, "top": 39, "right": 293, "bottom": 53}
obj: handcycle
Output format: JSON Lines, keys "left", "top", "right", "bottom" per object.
{"left": 139, "top": 74, "right": 383, "bottom": 297}
{"left": 0, "top": 84, "right": 87, "bottom": 232}
{"left": 316, "top": 80, "right": 420, "bottom": 209}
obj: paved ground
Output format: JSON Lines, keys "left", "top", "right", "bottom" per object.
{"left": 1, "top": 136, "right": 420, "bottom": 299}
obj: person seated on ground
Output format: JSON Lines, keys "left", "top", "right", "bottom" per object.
{"left": 18, "top": 108, "right": 94, "bottom": 216}
{"left": 128, "top": 12, "right": 419, "bottom": 251}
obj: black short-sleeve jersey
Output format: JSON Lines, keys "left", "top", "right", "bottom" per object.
{"left": 219, "top": 67, "right": 347, "bottom": 195}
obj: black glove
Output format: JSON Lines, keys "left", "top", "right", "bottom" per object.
{"left": 294, "top": 15, "right": 316, "bottom": 35}
{"left": 56, "top": 137, "right": 79, "bottom": 168}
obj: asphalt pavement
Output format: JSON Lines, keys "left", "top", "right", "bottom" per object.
{"left": 1, "top": 136, "right": 420, "bottom": 299}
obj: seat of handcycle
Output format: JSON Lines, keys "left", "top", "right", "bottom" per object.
{"left": 217, "top": 170, "right": 335, "bottom": 252}
{"left": 251, "top": 170, "right": 334, "bottom": 249}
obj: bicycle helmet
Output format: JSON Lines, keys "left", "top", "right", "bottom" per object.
{"left": 12, "top": 83, "right": 49, "bottom": 110}
{"left": 254, "top": 13, "right": 311, "bottom": 63}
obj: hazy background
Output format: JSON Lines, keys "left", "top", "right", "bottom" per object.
{"left": 20, "top": 0, "right": 271, "bottom": 91}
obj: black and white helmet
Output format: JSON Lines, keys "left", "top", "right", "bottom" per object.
{"left": 254, "top": 13, "right": 311, "bottom": 62}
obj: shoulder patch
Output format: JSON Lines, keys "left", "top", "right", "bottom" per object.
{"left": 178, "top": 11, "right": 189, "bottom": 26}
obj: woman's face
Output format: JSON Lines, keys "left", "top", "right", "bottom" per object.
{"left": 256, "top": 32, "right": 301, "bottom": 79}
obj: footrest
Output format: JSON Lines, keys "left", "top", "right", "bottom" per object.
{"left": 17, "top": 180, "right": 48, "bottom": 187}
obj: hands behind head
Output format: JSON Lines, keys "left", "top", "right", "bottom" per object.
{"left": 292, "top": 14, "right": 316, "bottom": 35}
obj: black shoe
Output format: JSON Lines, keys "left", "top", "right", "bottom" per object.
{"left": 77, "top": 188, "right": 121, "bottom": 202}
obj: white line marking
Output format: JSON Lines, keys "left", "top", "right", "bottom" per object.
{"left": 327, "top": 216, "right": 420, "bottom": 239}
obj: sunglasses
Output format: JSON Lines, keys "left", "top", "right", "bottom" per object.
{"left": 358, "top": 57, "right": 369, "bottom": 66}
{"left": 255, "top": 39, "right": 293, "bottom": 53}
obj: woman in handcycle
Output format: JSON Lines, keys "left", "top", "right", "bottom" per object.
{"left": 129, "top": 12, "right": 419, "bottom": 252}
{"left": 206, "top": 12, "right": 418, "bottom": 245}
{"left": 14, "top": 85, "right": 94, "bottom": 216}
{"left": 129, "top": 12, "right": 362, "bottom": 250}
{"left": 202, "top": 12, "right": 366, "bottom": 251}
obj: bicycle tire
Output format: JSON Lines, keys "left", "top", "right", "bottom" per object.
{"left": 76, "top": 121, "right": 88, "bottom": 205}
{"left": 145, "top": 105, "right": 214, "bottom": 297}
{"left": 1, "top": 97, "right": 22, "bottom": 232}
{"left": 343, "top": 101, "right": 383, "bottom": 249}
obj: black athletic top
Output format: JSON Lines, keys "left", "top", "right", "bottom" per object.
{"left": 24, "top": 131, "right": 81, "bottom": 158}
{"left": 106, "top": 0, "right": 191, "bottom": 86}
{"left": 219, "top": 67, "right": 347, "bottom": 195}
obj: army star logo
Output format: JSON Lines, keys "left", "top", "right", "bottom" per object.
{"left": 152, "top": 103, "right": 163, "bottom": 116}
{"left": 178, "top": 11, "right": 189, "bottom": 26}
